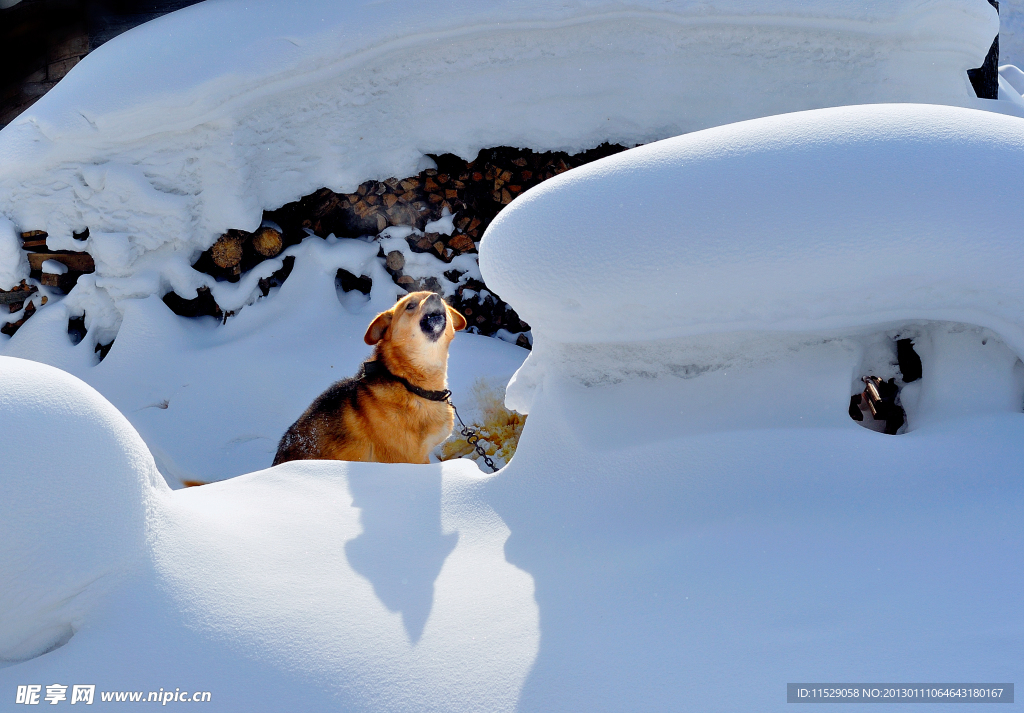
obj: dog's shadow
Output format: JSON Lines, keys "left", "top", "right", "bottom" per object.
{"left": 344, "top": 468, "right": 458, "bottom": 644}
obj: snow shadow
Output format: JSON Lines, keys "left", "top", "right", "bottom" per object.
{"left": 344, "top": 468, "right": 458, "bottom": 643}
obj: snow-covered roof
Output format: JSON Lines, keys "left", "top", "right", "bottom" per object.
{"left": 9, "top": 0, "right": 998, "bottom": 138}
{"left": 481, "top": 103, "right": 1024, "bottom": 355}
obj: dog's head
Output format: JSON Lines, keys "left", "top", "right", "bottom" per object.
{"left": 364, "top": 291, "right": 467, "bottom": 370}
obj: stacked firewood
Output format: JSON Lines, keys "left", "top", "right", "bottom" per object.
{"left": 192, "top": 224, "right": 285, "bottom": 281}
{"left": 1, "top": 230, "right": 94, "bottom": 337}
{"left": 0, "top": 280, "right": 41, "bottom": 338}
{"left": 171, "top": 144, "right": 627, "bottom": 345}
{"left": 21, "top": 230, "right": 95, "bottom": 292}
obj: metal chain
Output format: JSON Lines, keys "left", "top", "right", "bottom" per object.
{"left": 444, "top": 395, "right": 499, "bottom": 472}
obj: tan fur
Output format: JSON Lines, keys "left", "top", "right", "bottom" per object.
{"left": 273, "top": 292, "right": 467, "bottom": 466}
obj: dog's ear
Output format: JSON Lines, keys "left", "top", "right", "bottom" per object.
{"left": 364, "top": 309, "right": 393, "bottom": 345}
{"left": 447, "top": 303, "right": 468, "bottom": 332}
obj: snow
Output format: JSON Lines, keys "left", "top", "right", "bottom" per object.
{"left": 40, "top": 260, "right": 67, "bottom": 275}
{"left": 0, "top": 369, "right": 538, "bottom": 707}
{"left": 424, "top": 208, "right": 457, "bottom": 237}
{"left": 482, "top": 103, "right": 1024, "bottom": 358}
{"left": 1, "top": 0, "right": 1023, "bottom": 709}
{"left": 0, "top": 216, "right": 27, "bottom": 290}
{"left": 0, "top": 0, "right": 1003, "bottom": 344}
{"left": 1001, "top": 62, "right": 1024, "bottom": 94}
{"left": 1001, "top": 0, "right": 1024, "bottom": 68}
{"left": 0, "top": 357, "right": 167, "bottom": 663}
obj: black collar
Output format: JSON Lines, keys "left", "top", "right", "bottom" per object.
{"left": 362, "top": 359, "right": 451, "bottom": 403}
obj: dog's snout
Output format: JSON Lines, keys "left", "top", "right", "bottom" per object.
{"left": 419, "top": 294, "right": 447, "bottom": 341}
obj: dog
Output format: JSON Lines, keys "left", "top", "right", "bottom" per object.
{"left": 273, "top": 291, "right": 467, "bottom": 465}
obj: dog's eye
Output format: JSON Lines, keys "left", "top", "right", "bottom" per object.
{"left": 406, "top": 301, "right": 417, "bottom": 311}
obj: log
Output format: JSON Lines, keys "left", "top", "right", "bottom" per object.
{"left": 385, "top": 250, "right": 405, "bottom": 271}
{"left": 1, "top": 302, "right": 36, "bottom": 337}
{"left": 0, "top": 286, "right": 36, "bottom": 305}
{"left": 20, "top": 230, "right": 47, "bottom": 239}
{"left": 210, "top": 235, "right": 244, "bottom": 269}
{"left": 448, "top": 234, "right": 475, "bottom": 253}
{"left": 386, "top": 204, "right": 417, "bottom": 225}
{"left": 27, "top": 252, "right": 95, "bottom": 273}
{"left": 252, "top": 227, "right": 283, "bottom": 257}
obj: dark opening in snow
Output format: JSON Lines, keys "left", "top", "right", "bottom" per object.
{"left": 850, "top": 336, "right": 922, "bottom": 434}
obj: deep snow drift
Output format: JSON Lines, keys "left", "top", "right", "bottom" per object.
{"left": 0, "top": 356, "right": 539, "bottom": 711}
{"left": 482, "top": 103, "right": 1024, "bottom": 353}
{"left": 2, "top": 102, "right": 1022, "bottom": 710}
{"left": 0, "top": 0, "right": 1004, "bottom": 346}
{"left": 0, "top": 358, "right": 165, "bottom": 663}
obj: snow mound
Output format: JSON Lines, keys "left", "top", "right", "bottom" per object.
{"left": 0, "top": 356, "right": 166, "bottom": 662}
{"left": 482, "top": 103, "right": 1024, "bottom": 352}
{"left": 0, "top": 216, "right": 27, "bottom": 291}
{"left": 0, "top": 0, "right": 1000, "bottom": 342}
{"left": 1001, "top": 0, "right": 1024, "bottom": 69}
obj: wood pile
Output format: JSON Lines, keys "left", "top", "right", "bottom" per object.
{"left": 20, "top": 229, "right": 95, "bottom": 293}
{"left": 170, "top": 143, "right": 627, "bottom": 345}
{"left": 0, "top": 230, "right": 93, "bottom": 337}
{"left": 190, "top": 224, "right": 285, "bottom": 283}
{"left": 7, "top": 142, "right": 628, "bottom": 351}
{"left": 0, "top": 280, "right": 42, "bottom": 338}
